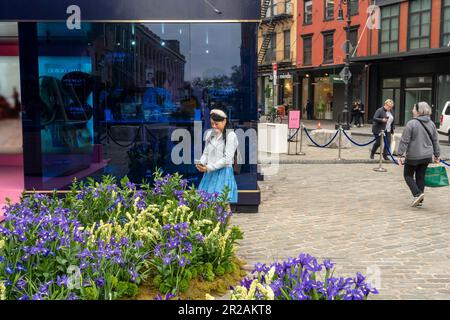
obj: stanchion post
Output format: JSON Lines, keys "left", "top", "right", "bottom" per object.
{"left": 297, "top": 123, "right": 306, "bottom": 156}
{"left": 337, "top": 125, "right": 343, "bottom": 161}
{"left": 373, "top": 130, "right": 387, "bottom": 172}
{"left": 288, "top": 129, "right": 292, "bottom": 155}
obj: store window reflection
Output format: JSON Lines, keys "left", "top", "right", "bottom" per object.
{"left": 313, "top": 77, "right": 333, "bottom": 120}
{"left": 28, "top": 22, "right": 257, "bottom": 190}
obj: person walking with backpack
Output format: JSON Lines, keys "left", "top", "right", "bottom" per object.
{"left": 196, "top": 108, "right": 239, "bottom": 209}
{"left": 397, "top": 102, "right": 441, "bottom": 207}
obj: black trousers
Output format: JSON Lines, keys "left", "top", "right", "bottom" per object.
{"left": 371, "top": 132, "right": 392, "bottom": 159}
{"left": 354, "top": 113, "right": 362, "bottom": 126}
{"left": 403, "top": 160, "right": 430, "bottom": 197}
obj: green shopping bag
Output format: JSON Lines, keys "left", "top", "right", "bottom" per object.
{"left": 424, "top": 166, "right": 449, "bottom": 187}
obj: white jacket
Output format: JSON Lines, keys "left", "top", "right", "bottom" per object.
{"left": 200, "top": 129, "right": 239, "bottom": 172}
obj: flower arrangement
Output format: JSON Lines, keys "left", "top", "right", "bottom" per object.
{"left": 230, "top": 254, "right": 379, "bottom": 300}
{"left": 0, "top": 170, "right": 243, "bottom": 300}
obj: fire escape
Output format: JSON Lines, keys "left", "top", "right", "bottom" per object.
{"left": 258, "top": 0, "right": 294, "bottom": 68}
{"left": 258, "top": 0, "right": 276, "bottom": 65}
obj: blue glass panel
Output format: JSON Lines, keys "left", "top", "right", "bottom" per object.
{"left": 21, "top": 22, "right": 258, "bottom": 194}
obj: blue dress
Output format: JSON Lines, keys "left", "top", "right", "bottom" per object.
{"left": 198, "top": 167, "right": 238, "bottom": 203}
{"left": 198, "top": 131, "right": 238, "bottom": 204}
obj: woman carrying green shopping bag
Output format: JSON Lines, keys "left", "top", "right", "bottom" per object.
{"left": 397, "top": 102, "right": 443, "bottom": 208}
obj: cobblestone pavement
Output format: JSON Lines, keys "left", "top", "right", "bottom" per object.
{"left": 230, "top": 163, "right": 450, "bottom": 300}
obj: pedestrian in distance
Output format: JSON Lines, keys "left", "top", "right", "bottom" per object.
{"left": 358, "top": 99, "right": 365, "bottom": 127}
{"left": 351, "top": 101, "right": 360, "bottom": 127}
{"left": 370, "top": 99, "right": 395, "bottom": 160}
{"left": 305, "top": 100, "right": 313, "bottom": 120}
{"left": 397, "top": 102, "right": 441, "bottom": 207}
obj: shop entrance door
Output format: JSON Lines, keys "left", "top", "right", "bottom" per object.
{"left": 404, "top": 88, "right": 432, "bottom": 124}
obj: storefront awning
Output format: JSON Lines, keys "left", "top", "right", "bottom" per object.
{"left": 351, "top": 47, "right": 450, "bottom": 64}
{"left": 0, "top": 0, "right": 260, "bottom": 22}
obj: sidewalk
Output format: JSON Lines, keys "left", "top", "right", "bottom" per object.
{"left": 298, "top": 119, "right": 448, "bottom": 144}
{"left": 257, "top": 118, "right": 450, "bottom": 165}
{"left": 261, "top": 117, "right": 449, "bottom": 144}
{"left": 258, "top": 131, "right": 450, "bottom": 165}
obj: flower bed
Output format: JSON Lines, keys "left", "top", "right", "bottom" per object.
{"left": 0, "top": 171, "right": 243, "bottom": 300}
{"left": 230, "top": 254, "right": 379, "bottom": 300}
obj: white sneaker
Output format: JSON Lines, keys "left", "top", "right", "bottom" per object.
{"left": 411, "top": 194, "right": 425, "bottom": 207}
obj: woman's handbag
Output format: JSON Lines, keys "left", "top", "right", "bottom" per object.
{"left": 414, "top": 119, "right": 449, "bottom": 187}
{"left": 425, "top": 166, "right": 449, "bottom": 187}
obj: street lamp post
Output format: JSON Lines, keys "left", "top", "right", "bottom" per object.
{"left": 337, "top": 0, "right": 352, "bottom": 130}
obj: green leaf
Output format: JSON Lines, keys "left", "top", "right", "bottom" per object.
{"left": 56, "top": 257, "right": 68, "bottom": 265}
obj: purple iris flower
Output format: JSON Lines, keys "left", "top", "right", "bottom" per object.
{"left": 354, "top": 272, "right": 366, "bottom": 287}
{"left": 154, "top": 245, "right": 162, "bottom": 257}
{"left": 153, "top": 187, "right": 162, "bottom": 195}
{"left": 5, "top": 264, "right": 14, "bottom": 275}
{"left": 16, "top": 279, "right": 27, "bottom": 290}
{"left": 94, "top": 277, "right": 105, "bottom": 288}
{"left": 182, "top": 242, "right": 193, "bottom": 254}
{"left": 134, "top": 240, "right": 144, "bottom": 249}
{"left": 114, "top": 256, "right": 124, "bottom": 265}
{"left": 178, "top": 256, "right": 190, "bottom": 267}
{"left": 195, "top": 233, "right": 204, "bottom": 243}
{"left": 120, "top": 237, "right": 129, "bottom": 246}
{"left": 136, "top": 200, "right": 146, "bottom": 210}
{"left": 239, "top": 277, "right": 253, "bottom": 290}
{"left": 67, "top": 293, "right": 79, "bottom": 300}
{"left": 39, "top": 283, "right": 49, "bottom": 295}
{"left": 253, "top": 263, "right": 268, "bottom": 274}
{"left": 270, "top": 279, "right": 283, "bottom": 298}
{"left": 343, "top": 288, "right": 365, "bottom": 300}
{"left": 126, "top": 182, "right": 136, "bottom": 189}
{"left": 154, "top": 292, "right": 176, "bottom": 300}
{"left": 129, "top": 268, "right": 139, "bottom": 283}
{"left": 323, "top": 259, "right": 335, "bottom": 271}
{"left": 163, "top": 254, "right": 172, "bottom": 266}
{"left": 166, "top": 237, "right": 180, "bottom": 250}
{"left": 289, "top": 288, "right": 310, "bottom": 300}
{"left": 17, "top": 263, "right": 27, "bottom": 273}
{"left": 57, "top": 275, "right": 68, "bottom": 287}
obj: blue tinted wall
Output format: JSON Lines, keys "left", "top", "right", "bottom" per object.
{"left": 18, "top": 22, "right": 258, "bottom": 197}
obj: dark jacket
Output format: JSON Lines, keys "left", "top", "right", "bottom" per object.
{"left": 397, "top": 115, "right": 440, "bottom": 160}
{"left": 372, "top": 106, "right": 395, "bottom": 135}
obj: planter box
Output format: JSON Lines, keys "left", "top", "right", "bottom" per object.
{"left": 258, "top": 123, "right": 288, "bottom": 154}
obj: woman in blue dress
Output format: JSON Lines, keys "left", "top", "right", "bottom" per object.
{"left": 196, "top": 108, "right": 238, "bottom": 210}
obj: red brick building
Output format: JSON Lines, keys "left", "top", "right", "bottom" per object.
{"left": 295, "top": 0, "right": 450, "bottom": 126}
{"left": 296, "top": 0, "right": 372, "bottom": 121}
{"left": 353, "top": 0, "right": 450, "bottom": 126}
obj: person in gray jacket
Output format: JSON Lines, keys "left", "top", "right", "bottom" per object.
{"left": 370, "top": 99, "right": 395, "bottom": 160}
{"left": 397, "top": 102, "right": 441, "bottom": 207}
